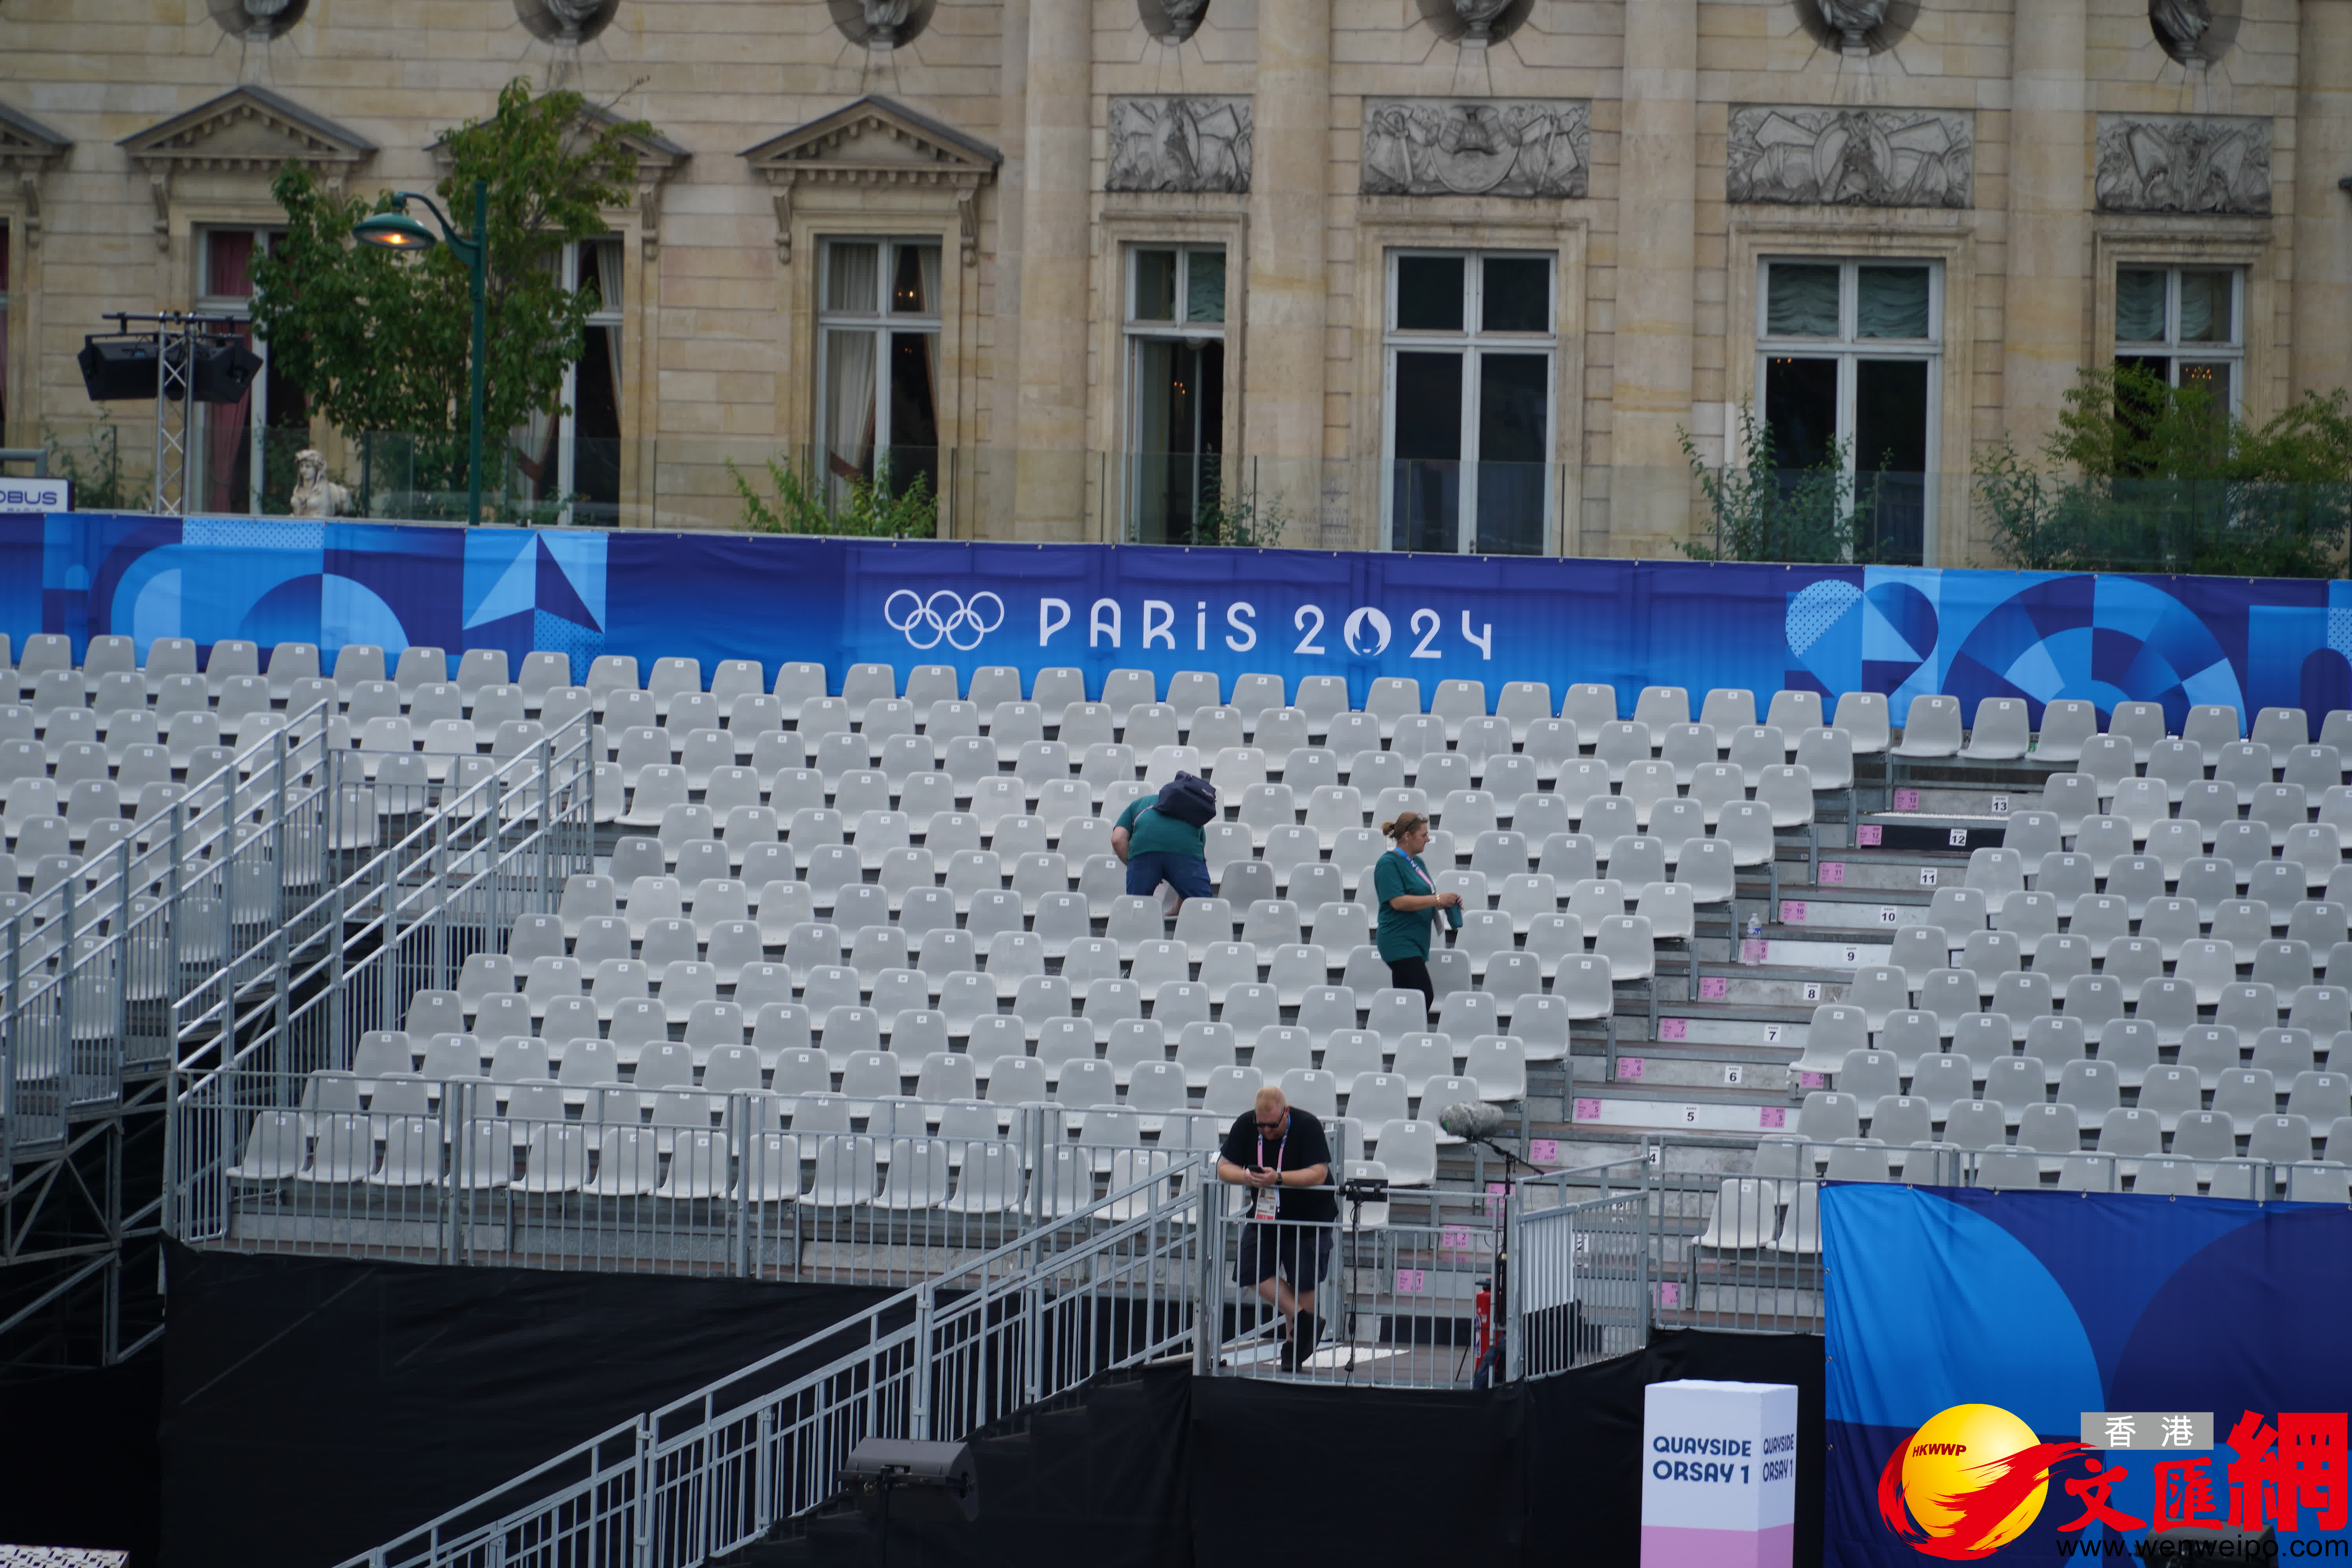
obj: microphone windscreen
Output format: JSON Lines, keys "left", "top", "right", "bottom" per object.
{"left": 1436, "top": 1101, "right": 1507, "bottom": 1141}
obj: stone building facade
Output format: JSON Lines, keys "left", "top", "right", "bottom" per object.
{"left": 0, "top": 0, "right": 2344, "bottom": 563}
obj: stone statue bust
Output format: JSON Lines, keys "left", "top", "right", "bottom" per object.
{"left": 1817, "top": 0, "right": 1887, "bottom": 53}
{"left": 543, "top": 0, "right": 602, "bottom": 40}
{"left": 289, "top": 449, "right": 351, "bottom": 518}
{"left": 1451, "top": 0, "right": 1513, "bottom": 44}
{"left": 241, "top": 0, "right": 291, "bottom": 40}
{"left": 860, "top": 0, "right": 913, "bottom": 45}
{"left": 1156, "top": 0, "right": 1209, "bottom": 43}
{"left": 2149, "top": 0, "right": 2212, "bottom": 53}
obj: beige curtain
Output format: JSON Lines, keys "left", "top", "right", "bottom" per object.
{"left": 826, "top": 330, "right": 878, "bottom": 490}
{"left": 594, "top": 241, "right": 624, "bottom": 416}
{"left": 918, "top": 243, "right": 942, "bottom": 391}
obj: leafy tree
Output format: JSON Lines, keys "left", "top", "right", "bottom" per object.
{"left": 1680, "top": 403, "right": 1886, "bottom": 564}
{"left": 1976, "top": 365, "right": 2352, "bottom": 577}
{"left": 248, "top": 80, "right": 654, "bottom": 510}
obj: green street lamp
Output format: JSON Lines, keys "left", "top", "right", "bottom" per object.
{"left": 354, "top": 180, "right": 489, "bottom": 526}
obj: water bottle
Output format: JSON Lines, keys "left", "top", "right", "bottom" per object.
{"left": 1745, "top": 915, "right": 1763, "bottom": 941}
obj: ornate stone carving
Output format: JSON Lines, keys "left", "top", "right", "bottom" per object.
{"left": 1106, "top": 98, "right": 1252, "bottom": 194}
{"left": 1725, "top": 105, "right": 1973, "bottom": 208}
{"left": 2094, "top": 113, "right": 2270, "bottom": 214}
{"left": 1816, "top": 0, "right": 1887, "bottom": 53}
{"left": 1359, "top": 100, "right": 1588, "bottom": 199}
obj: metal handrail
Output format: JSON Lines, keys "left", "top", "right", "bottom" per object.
{"left": 345, "top": 1150, "right": 1212, "bottom": 1568}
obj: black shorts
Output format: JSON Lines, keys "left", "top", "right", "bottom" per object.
{"left": 1235, "top": 1222, "right": 1334, "bottom": 1287}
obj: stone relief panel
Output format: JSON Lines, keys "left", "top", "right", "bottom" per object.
{"left": 1726, "top": 105, "right": 1973, "bottom": 208}
{"left": 1359, "top": 100, "right": 1588, "bottom": 199}
{"left": 2094, "top": 114, "right": 2270, "bottom": 214}
{"left": 1106, "top": 97, "right": 1252, "bottom": 193}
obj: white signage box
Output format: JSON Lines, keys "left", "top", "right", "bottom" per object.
{"left": 0, "top": 478, "right": 70, "bottom": 514}
{"left": 1641, "top": 1378, "right": 1798, "bottom": 1568}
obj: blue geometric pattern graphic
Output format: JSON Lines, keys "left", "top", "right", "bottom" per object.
{"left": 0, "top": 514, "right": 2339, "bottom": 733}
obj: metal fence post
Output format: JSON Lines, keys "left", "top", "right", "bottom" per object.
{"left": 1637, "top": 1141, "right": 1655, "bottom": 1347}
{"left": 633, "top": 1417, "right": 655, "bottom": 1568}
{"left": 911, "top": 1289, "right": 936, "bottom": 1440}
{"left": 1506, "top": 1188, "right": 1526, "bottom": 1382}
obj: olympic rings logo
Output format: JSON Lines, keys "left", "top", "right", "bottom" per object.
{"left": 882, "top": 589, "right": 1005, "bottom": 652}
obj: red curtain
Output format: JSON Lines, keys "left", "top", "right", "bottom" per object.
{"left": 204, "top": 233, "right": 256, "bottom": 513}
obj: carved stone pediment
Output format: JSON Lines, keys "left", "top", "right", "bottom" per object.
{"left": 1727, "top": 105, "right": 1973, "bottom": 209}
{"left": 119, "top": 84, "right": 374, "bottom": 177}
{"left": 1361, "top": 100, "right": 1589, "bottom": 199}
{"left": 741, "top": 97, "right": 1002, "bottom": 264}
{"left": 2095, "top": 113, "right": 2270, "bottom": 215}
{"left": 1106, "top": 97, "right": 1251, "bottom": 194}
{"left": 0, "top": 102, "right": 70, "bottom": 171}
{"left": 118, "top": 85, "right": 375, "bottom": 250}
{"left": 0, "top": 102, "right": 71, "bottom": 247}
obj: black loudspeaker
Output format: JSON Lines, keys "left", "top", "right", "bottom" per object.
{"left": 840, "top": 1438, "right": 980, "bottom": 1522}
{"left": 77, "top": 334, "right": 262, "bottom": 404}
{"left": 189, "top": 338, "right": 264, "bottom": 405}
{"left": 78, "top": 335, "right": 165, "bottom": 401}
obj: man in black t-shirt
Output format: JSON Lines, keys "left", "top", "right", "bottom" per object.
{"left": 1218, "top": 1086, "right": 1336, "bottom": 1371}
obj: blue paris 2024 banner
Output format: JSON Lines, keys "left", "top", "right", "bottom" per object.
{"left": 9, "top": 512, "right": 2352, "bottom": 728}
{"left": 1822, "top": 1184, "right": 2352, "bottom": 1564}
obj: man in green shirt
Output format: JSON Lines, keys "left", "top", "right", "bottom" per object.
{"left": 1113, "top": 795, "right": 1214, "bottom": 906}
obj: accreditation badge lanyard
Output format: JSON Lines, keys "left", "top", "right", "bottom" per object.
{"left": 1251, "top": 1123, "right": 1289, "bottom": 1223}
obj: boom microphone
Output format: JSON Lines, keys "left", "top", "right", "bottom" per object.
{"left": 1437, "top": 1102, "right": 1509, "bottom": 1142}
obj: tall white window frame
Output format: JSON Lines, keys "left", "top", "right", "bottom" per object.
{"left": 816, "top": 236, "right": 944, "bottom": 510}
{"left": 2114, "top": 265, "right": 2243, "bottom": 412}
{"left": 1754, "top": 256, "right": 1944, "bottom": 565}
{"left": 1381, "top": 249, "right": 1557, "bottom": 555}
{"left": 512, "top": 235, "right": 624, "bottom": 526}
{"left": 1123, "top": 243, "right": 1229, "bottom": 543}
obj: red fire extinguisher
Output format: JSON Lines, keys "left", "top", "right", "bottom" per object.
{"left": 1473, "top": 1277, "right": 1493, "bottom": 1359}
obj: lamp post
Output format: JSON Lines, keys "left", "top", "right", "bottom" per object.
{"left": 353, "top": 179, "right": 489, "bottom": 526}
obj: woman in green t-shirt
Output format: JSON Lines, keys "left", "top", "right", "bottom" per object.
{"left": 1370, "top": 811, "right": 1461, "bottom": 1009}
